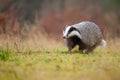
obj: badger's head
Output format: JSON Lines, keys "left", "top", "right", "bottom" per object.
{"left": 63, "top": 26, "right": 82, "bottom": 39}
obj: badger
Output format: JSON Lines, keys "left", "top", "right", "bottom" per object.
{"left": 63, "top": 21, "right": 106, "bottom": 53}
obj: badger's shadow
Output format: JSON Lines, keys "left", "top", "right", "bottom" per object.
{"left": 58, "top": 50, "right": 87, "bottom": 54}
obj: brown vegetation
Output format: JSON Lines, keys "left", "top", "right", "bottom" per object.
{"left": 33, "top": 6, "right": 120, "bottom": 40}
{"left": 0, "top": 0, "right": 120, "bottom": 40}
{"left": 0, "top": 4, "right": 21, "bottom": 36}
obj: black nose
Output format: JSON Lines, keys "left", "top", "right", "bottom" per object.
{"left": 63, "top": 36, "right": 66, "bottom": 39}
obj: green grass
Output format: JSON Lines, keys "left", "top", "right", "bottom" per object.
{"left": 0, "top": 46, "right": 12, "bottom": 61}
{"left": 0, "top": 47, "right": 120, "bottom": 80}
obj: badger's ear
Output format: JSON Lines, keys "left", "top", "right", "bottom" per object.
{"left": 63, "top": 26, "right": 66, "bottom": 35}
{"left": 64, "top": 25, "right": 68, "bottom": 31}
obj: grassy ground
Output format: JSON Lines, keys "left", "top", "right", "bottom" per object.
{"left": 0, "top": 37, "right": 120, "bottom": 80}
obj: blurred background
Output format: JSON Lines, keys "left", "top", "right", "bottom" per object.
{"left": 0, "top": 0, "right": 120, "bottom": 41}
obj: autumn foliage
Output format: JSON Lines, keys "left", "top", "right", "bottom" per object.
{"left": 34, "top": 6, "right": 120, "bottom": 39}
{"left": 0, "top": 0, "right": 120, "bottom": 39}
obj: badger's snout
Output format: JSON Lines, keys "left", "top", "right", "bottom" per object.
{"left": 63, "top": 33, "right": 68, "bottom": 39}
{"left": 63, "top": 36, "right": 67, "bottom": 39}
{"left": 63, "top": 36, "right": 66, "bottom": 39}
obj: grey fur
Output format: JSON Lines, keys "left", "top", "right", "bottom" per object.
{"left": 63, "top": 21, "right": 105, "bottom": 53}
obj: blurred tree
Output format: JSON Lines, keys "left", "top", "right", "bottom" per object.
{"left": 0, "top": 0, "right": 120, "bottom": 37}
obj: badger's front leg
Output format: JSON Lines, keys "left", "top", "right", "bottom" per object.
{"left": 65, "top": 38, "right": 76, "bottom": 51}
{"left": 67, "top": 42, "right": 76, "bottom": 52}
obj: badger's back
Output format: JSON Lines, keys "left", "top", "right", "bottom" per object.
{"left": 72, "top": 21, "right": 103, "bottom": 47}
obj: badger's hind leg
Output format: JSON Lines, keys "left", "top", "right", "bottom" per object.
{"left": 85, "top": 43, "right": 101, "bottom": 53}
{"left": 85, "top": 48, "right": 94, "bottom": 53}
{"left": 85, "top": 46, "right": 97, "bottom": 53}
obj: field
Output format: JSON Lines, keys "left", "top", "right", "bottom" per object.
{"left": 1, "top": 0, "right": 120, "bottom": 80}
{"left": 0, "top": 35, "right": 120, "bottom": 80}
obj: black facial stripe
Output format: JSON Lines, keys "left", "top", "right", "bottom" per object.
{"left": 76, "top": 29, "right": 80, "bottom": 34}
{"left": 68, "top": 27, "right": 75, "bottom": 34}
{"left": 68, "top": 27, "right": 80, "bottom": 35}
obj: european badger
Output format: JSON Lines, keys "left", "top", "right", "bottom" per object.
{"left": 63, "top": 21, "right": 106, "bottom": 53}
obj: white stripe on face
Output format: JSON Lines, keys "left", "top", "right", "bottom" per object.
{"left": 63, "top": 26, "right": 71, "bottom": 38}
{"left": 68, "top": 30, "right": 82, "bottom": 39}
